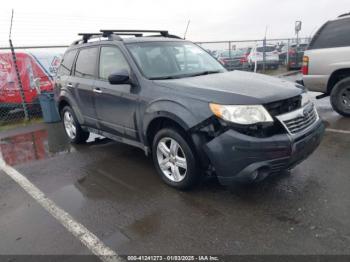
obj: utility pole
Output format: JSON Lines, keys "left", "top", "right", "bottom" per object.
{"left": 262, "top": 25, "right": 268, "bottom": 72}
{"left": 9, "top": 9, "right": 29, "bottom": 121}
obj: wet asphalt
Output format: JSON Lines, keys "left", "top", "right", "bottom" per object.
{"left": 0, "top": 74, "right": 350, "bottom": 257}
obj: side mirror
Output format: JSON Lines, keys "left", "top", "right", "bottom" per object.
{"left": 108, "top": 70, "right": 130, "bottom": 85}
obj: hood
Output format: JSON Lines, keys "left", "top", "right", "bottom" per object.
{"left": 154, "top": 71, "right": 302, "bottom": 105}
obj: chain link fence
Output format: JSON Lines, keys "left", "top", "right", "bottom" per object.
{"left": 195, "top": 37, "right": 311, "bottom": 74}
{"left": 0, "top": 37, "right": 310, "bottom": 128}
{"left": 0, "top": 47, "right": 65, "bottom": 127}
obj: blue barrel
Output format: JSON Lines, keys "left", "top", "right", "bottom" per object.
{"left": 38, "top": 92, "right": 61, "bottom": 123}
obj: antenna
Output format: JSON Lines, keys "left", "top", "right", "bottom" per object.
{"left": 184, "top": 20, "right": 190, "bottom": 39}
{"left": 9, "top": 9, "right": 14, "bottom": 39}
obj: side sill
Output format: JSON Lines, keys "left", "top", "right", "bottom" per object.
{"left": 84, "top": 126, "right": 150, "bottom": 155}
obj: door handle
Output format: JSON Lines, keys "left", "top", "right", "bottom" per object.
{"left": 66, "top": 83, "right": 73, "bottom": 88}
{"left": 93, "top": 88, "right": 102, "bottom": 94}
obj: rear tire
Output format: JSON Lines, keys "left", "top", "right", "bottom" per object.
{"left": 152, "top": 127, "right": 200, "bottom": 190}
{"left": 330, "top": 77, "right": 350, "bottom": 117}
{"left": 61, "top": 106, "right": 90, "bottom": 143}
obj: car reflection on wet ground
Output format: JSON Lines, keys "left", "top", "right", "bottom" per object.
{"left": 0, "top": 90, "right": 350, "bottom": 257}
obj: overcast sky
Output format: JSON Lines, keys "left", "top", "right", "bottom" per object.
{"left": 0, "top": 0, "right": 348, "bottom": 47}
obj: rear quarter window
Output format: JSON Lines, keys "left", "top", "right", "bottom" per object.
{"left": 58, "top": 50, "right": 77, "bottom": 76}
{"left": 74, "top": 47, "right": 98, "bottom": 79}
{"left": 309, "top": 17, "right": 350, "bottom": 49}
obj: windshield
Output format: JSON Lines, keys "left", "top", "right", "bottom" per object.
{"left": 126, "top": 41, "right": 226, "bottom": 79}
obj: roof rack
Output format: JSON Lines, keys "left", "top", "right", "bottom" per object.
{"left": 78, "top": 33, "right": 103, "bottom": 42}
{"left": 100, "top": 29, "right": 170, "bottom": 37}
{"left": 338, "top": 12, "right": 350, "bottom": 18}
{"left": 71, "top": 30, "right": 182, "bottom": 46}
{"left": 72, "top": 32, "right": 122, "bottom": 45}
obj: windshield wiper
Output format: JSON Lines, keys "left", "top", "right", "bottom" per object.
{"left": 149, "top": 76, "right": 180, "bottom": 80}
{"left": 149, "top": 70, "right": 222, "bottom": 80}
{"left": 189, "top": 70, "right": 222, "bottom": 77}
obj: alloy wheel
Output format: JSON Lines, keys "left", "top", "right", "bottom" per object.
{"left": 63, "top": 111, "right": 77, "bottom": 139}
{"left": 341, "top": 87, "right": 350, "bottom": 109}
{"left": 156, "top": 137, "right": 187, "bottom": 182}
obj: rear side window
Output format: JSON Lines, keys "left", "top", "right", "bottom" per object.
{"left": 75, "top": 47, "right": 98, "bottom": 78}
{"left": 58, "top": 50, "right": 77, "bottom": 76}
{"left": 309, "top": 17, "right": 350, "bottom": 49}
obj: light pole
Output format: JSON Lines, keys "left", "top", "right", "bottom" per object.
{"left": 295, "top": 21, "right": 302, "bottom": 47}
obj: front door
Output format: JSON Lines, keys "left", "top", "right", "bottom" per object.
{"left": 94, "top": 45, "right": 139, "bottom": 140}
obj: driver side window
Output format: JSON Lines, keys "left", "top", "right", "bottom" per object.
{"left": 99, "top": 46, "right": 130, "bottom": 80}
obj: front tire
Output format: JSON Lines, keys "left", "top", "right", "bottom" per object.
{"left": 152, "top": 127, "right": 200, "bottom": 190}
{"left": 330, "top": 77, "right": 350, "bottom": 117}
{"left": 61, "top": 106, "right": 90, "bottom": 143}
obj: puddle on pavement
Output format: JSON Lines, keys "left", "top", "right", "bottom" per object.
{"left": 0, "top": 123, "right": 73, "bottom": 166}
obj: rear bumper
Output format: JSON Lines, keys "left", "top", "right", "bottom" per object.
{"left": 302, "top": 75, "right": 329, "bottom": 93}
{"left": 203, "top": 120, "right": 325, "bottom": 185}
{"left": 254, "top": 60, "right": 279, "bottom": 65}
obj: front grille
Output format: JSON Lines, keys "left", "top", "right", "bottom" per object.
{"left": 264, "top": 95, "right": 301, "bottom": 116}
{"left": 281, "top": 105, "right": 317, "bottom": 134}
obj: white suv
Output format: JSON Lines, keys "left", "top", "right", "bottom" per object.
{"left": 302, "top": 13, "right": 350, "bottom": 117}
{"left": 248, "top": 44, "right": 279, "bottom": 70}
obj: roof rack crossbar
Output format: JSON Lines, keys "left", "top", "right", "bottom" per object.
{"left": 77, "top": 33, "right": 103, "bottom": 43}
{"left": 100, "top": 29, "right": 169, "bottom": 37}
{"left": 338, "top": 12, "right": 350, "bottom": 17}
{"left": 72, "top": 32, "right": 123, "bottom": 45}
{"left": 104, "top": 33, "right": 143, "bottom": 37}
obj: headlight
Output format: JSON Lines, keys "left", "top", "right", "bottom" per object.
{"left": 209, "top": 103, "right": 273, "bottom": 125}
{"left": 301, "top": 92, "right": 311, "bottom": 106}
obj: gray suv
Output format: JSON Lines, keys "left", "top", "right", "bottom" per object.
{"left": 55, "top": 30, "right": 324, "bottom": 189}
{"left": 303, "top": 13, "right": 350, "bottom": 116}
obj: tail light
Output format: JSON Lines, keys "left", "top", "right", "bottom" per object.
{"left": 302, "top": 56, "right": 309, "bottom": 75}
{"left": 239, "top": 57, "right": 248, "bottom": 63}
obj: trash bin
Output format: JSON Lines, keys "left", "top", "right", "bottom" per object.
{"left": 38, "top": 92, "right": 61, "bottom": 123}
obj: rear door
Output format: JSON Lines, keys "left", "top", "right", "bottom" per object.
{"left": 71, "top": 47, "right": 99, "bottom": 127}
{"left": 94, "top": 45, "right": 139, "bottom": 140}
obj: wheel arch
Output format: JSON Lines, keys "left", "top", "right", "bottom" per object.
{"left": 57, "top": 95, "right": 84, "bottom": 124}
{"left": 327, "top": 68, "right": 350, "bottom": 94}
{"left": 143, "top": 100, "right": 212, "bottom": 169}
{"left": 145, "top": 114, "right": 191, "bottom": 149}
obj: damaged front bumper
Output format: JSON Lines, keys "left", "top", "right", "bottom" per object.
{"left": 203, "top": 119, "right": 325, "bottom": 185}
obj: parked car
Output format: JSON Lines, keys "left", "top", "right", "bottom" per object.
{"left": 206, "top": 49, "right": 219, "bottom": 58}
{"left": 0, "top": 50, "right": 62, "bottom": 115}
{"left": 248, "top": 44, "right": 279, "bottom": 70}
{"left": 55, "top": 30, "right": 324, "bottom": 189}
{"left": 302, "top": 13, "right": 350, "bottom": 116}
{"left": 279, "top": 44, "right": 308, "bottom": 70}
{"left": 216, "top": 49, "right": 250, "bottom": 71}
